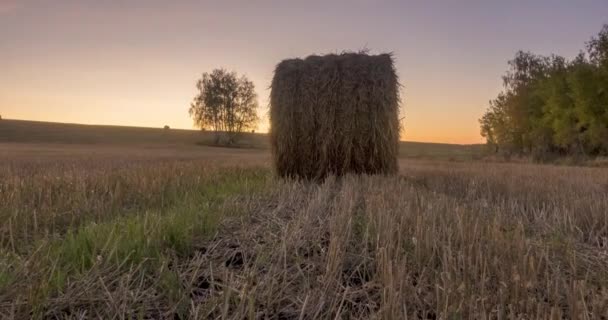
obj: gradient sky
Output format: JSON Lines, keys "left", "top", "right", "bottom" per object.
{"left": 1, "top": 0, "right": 607, "bottom": 143}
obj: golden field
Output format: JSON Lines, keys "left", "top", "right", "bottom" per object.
{"left": 0, "top": 120, "right": 607, "bottom": 319}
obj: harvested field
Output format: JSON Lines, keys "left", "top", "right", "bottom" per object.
{"left": 1, "top": 138, "right": 607, "bottom": 318}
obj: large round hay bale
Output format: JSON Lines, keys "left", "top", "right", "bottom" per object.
{"left": 270, "top": 52, "right": 401, "bottom": 180}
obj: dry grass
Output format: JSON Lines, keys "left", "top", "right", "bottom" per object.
{"left": 0, "top": 160, "right": 266, "bottom": 252}
{"left": 170, "top": 160, "right": 608, "bottom": 319}
{"left": 1, "top": 141, "right": 607, "bottom": 318}
{"left": 0, "top": 119, "right": 486, "bottom": 161}
{"left": 270, "top": 53, "right": 400, "bottom": 180}
{"left": 0, "top": 119, "right": 268, "bottom": 148}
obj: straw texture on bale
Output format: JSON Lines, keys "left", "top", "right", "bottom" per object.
{"left": 270, "top": 52, "right": 400, "bottom": 180}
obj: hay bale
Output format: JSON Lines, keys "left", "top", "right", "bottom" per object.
{"left": 270, "top": 52, "right": 400, "bottom": 180}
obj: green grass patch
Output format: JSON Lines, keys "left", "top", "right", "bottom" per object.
{"left": 1, "top": 167, "right": 272, "bottom": 316}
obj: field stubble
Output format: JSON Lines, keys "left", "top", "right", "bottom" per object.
{"left": 0, "top": 145, "right": 607, "bottom": 319}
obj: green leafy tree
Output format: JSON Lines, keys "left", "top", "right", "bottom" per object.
{"left": 568, "top": 58, "right": 607, "bottom": 153}
{"left": 480, "top": 25, "right": 608, "bottom": 159}
{"left": 480, "top": 93, "right": 513, "bottom": 153}
{"left": 189, "top": 69, "right": 259, "bottom": 145}
{"left": 481, "top": 51, "right": 550, "bottom": 155}
{"left": 588, "top": 25, "right": 608, "bottom": 69}
{"left": 537, "top": 56, "right": 577, "bottom": 153}
{"left": 583, "top": 25, "right": 608, "bottom": 152}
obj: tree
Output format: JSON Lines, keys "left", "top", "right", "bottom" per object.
{"left": 568, "top": 57, "right": 607, "bottom": 153}
{"left": 479, "top": 25, "right": 608, "bottom": 159}
{"left": 189, "top": 69, "right": 259, "bottom": 145}
{"left": 584, "top": 25, "right": 608, "bottom": 153}
{"left": 480, "top": 52, "right": 551, "bottom": 156}
{"left": 587, "top": 24, "right": 608, "bottom": 69}
{"left": 538, "top": 56, "right": 578, "bottom": 153}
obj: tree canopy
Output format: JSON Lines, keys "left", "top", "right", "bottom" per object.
{"left": 480, "top": 25, "right": 608, "bottom": 159}
{"left": 189, "top": 69, "right": 259, "bottom": 145}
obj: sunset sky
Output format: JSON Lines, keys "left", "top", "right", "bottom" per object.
{"left": 1, "top": 1, "right": 607, "bottom": 144}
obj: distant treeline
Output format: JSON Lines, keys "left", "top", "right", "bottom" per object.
{"left": 480, "top": 25, "right": 608, "bottom": 159}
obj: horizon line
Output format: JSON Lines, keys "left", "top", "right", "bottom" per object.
{"left": 0, "top": 117, "right": 483, "bottom": 146}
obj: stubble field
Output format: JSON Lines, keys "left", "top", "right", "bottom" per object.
{"left": 0, "top": 120, "right": 607, "bottom": 319}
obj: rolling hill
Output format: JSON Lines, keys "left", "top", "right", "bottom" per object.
{"left": 0, "top": 119, "right": 484, "bottom": 159}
